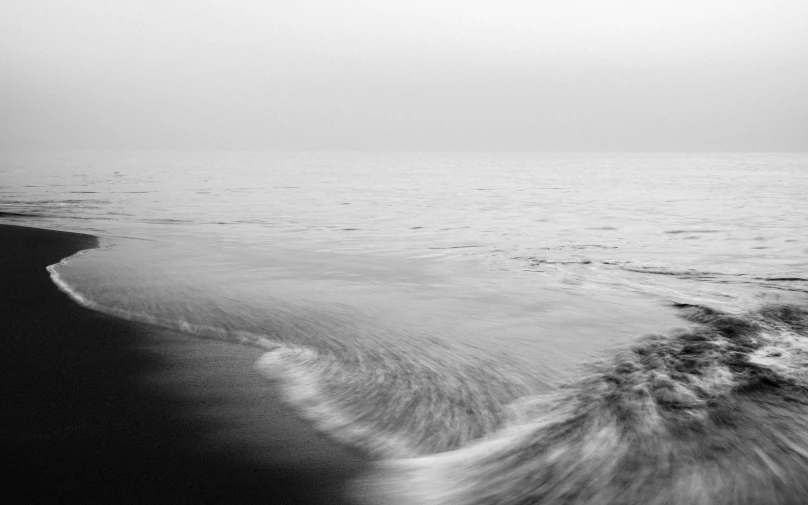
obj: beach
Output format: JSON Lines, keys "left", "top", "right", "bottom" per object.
{"left": 2, "top": 0, "right": 807, "bottom": 498}
{"left": 0, "top": 223, "right": 367, "bottom": 503}
{"left": 2, "top": 151, "right": 807, "bottom": 505}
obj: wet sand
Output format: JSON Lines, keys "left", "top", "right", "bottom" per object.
{"left": 0, "top": 223, "right": 368, "bottom": 503}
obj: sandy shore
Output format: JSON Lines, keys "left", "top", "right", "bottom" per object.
{"left": 0, "top": 223, "right": 368, "bottom": 503}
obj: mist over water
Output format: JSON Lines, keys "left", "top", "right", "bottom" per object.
{"left": 3, "top": 150, "right": 808, "bottom": 503}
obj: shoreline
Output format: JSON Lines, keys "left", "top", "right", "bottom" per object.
{"left": 0, "top": 223, "right": 368, "bottom": 503}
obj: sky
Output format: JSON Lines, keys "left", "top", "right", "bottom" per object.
{"left": 1, "top": 0, "right": 807, "bottom": 151}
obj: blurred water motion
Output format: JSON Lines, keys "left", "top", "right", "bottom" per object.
{"left": 5, "top": 150, "right": 808, "bottom": 503}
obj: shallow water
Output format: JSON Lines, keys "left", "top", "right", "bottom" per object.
{"left": 3, "top": 151, "right": 808, "bottom": 502}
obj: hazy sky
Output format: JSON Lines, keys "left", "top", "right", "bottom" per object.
{"left": 2, "top": 0, "right": 807, "bottom": 150}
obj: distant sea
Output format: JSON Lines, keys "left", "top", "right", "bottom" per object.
{"left": 3, "top": 151, "right": 808, "bottom": 503}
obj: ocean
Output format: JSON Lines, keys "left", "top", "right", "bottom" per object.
{"left": 3, "top": 150, "right": 808, "bottom": 504}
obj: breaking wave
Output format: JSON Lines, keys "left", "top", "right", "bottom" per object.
{"left": 48, "top": 248, "right": 808, "bottom": 504}
{"left": 47, "top": 249, "right": 547, "bottom": 458}
{"left": 356, "top": 304, "right": 808, "bottom": 505}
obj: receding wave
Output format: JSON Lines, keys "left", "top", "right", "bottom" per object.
{"left": 256, "top": 343, "right": 538, "bottom": 458}
{"left": 47, "top": 250, "right": 545, "bottom": 458}
{"left": 48, "top": 250, "right": 808, "bottom": 504}
{"left": 355, "top": 303, "right": 808, "bottom": 505}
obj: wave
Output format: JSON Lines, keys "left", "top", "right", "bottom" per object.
{"left": 355, "top": 303, "right": 808, "bottom": 505}
{"left": 256, "top": 342, "right": 540, "bottom": 458}
{"left": 48, "top": 249, "right": 808, "bottom": 503}
{"left": 47, "top": 249, "right": 547, "bottom": 459}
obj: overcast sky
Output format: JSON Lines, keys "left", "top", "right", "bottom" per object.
{"left": 1, "top": 0, "right": 806, "bottom": 151}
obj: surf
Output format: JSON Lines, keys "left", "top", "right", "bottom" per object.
{"left": 355, "top": 304, "right": 808, "bottom": 505}
{"left": 43, "top": 233, "right": 808, "bottom": 504}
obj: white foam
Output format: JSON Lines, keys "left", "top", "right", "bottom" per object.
{"left": 47, "top": 253, "right": 278, "bottom": 351}
{"left": 257, "top": 348, "right": 421, "bottom": 458}
{"left": 351, "top": 422, "right": 536, "bottom": 505}
{"left": 49, "top": 250, "right": 429, "bottom": 458}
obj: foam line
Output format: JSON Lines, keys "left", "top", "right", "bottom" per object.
{"left": 47, "top": 253, "right": 278, "bottom": 351}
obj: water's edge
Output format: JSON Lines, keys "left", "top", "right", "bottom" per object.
{"left": 47, "top": 236, "right": 808, "bottom": 505}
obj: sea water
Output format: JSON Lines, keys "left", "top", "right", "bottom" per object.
{"left": 2, "top": 151, "right": 808, "bottom": 503}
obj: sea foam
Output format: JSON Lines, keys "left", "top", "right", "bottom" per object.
{"left": 354, "top": 304, "right": 808, "bottom": 505}
{"left": 48, "top": 249, "right": 808, "bottom": 504}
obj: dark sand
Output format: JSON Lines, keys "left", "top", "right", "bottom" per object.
{"left": 0, "top": 223, "right": 368, "bottom": 503}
